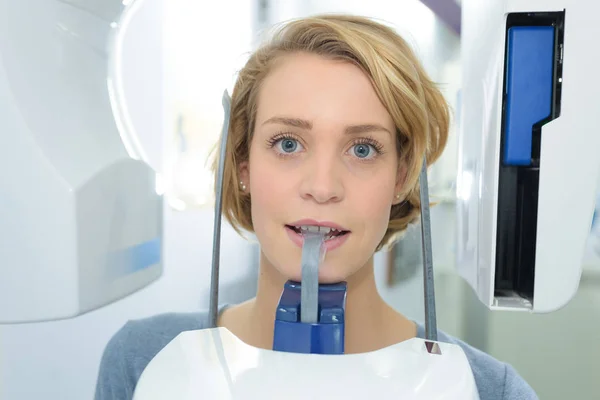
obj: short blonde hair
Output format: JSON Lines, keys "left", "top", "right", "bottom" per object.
{"left": 213, "top": 14, "right": 450, "bottom": 251}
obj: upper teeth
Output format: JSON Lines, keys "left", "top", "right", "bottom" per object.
{"left": 295, "top": 225, "right": 340, "bottom": 235}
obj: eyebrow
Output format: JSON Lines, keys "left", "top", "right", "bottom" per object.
{"left": 261, "top": 116, "right": 392, "bottom": 136}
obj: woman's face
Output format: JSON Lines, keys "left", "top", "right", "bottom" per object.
{"left": 239, "top": 52, "right": 404, "bottom": 283}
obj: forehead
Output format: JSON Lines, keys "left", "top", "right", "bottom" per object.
{"left": 255, "top": 52, "right": 394, "bottom": 129}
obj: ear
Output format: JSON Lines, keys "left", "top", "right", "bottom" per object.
{"left": 392, "top": 161, "right": 407, "bottom": 205}
{"left": 238, "top": 160, "right": 250, "bottom": 192}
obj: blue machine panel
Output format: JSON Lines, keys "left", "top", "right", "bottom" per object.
{"left": 503, "top": 26, "right": 555, "bottom": 166}
{"left": 109, "top": 237, "right": 161, "bottom": 276}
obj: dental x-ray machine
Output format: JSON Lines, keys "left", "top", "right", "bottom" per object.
{"left": 133, "top": 1, "right": 600, "bottom": 399}
{"left": 456, "top": 1, "right": 600, "bottom": 314}
{"left": 2, "top": 0, "right": 600, "bottom": 399}
{"left": 0, "top": 0, "right": 162, "bottom": 324}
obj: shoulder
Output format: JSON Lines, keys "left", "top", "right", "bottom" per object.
{"left": 429, "top": 326, "right": 538, "bottom": 400}
{"left": 94, "top": 311, "right": 210, "bottom": 400}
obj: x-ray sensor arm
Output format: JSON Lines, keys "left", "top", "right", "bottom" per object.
{"left": 457, "top": 0, "right": 600, "bottom": 313}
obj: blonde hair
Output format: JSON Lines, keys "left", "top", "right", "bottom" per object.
{"left": 213, "top": 14, "right": 450, "bottom": 251}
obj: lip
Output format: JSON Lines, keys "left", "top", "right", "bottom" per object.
{"left": 287, "top": 219, "right": 349, "bottom": 232}
{"left": 285, "top": 225, "right": 350, "bottom": 252}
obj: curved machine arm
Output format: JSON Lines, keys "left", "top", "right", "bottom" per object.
{"left": 0, "top": 0, "right": 162, "bottom": 323}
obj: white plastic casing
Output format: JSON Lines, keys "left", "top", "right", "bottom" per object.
{"left": 133, "top": 328, "right": 480, "bottom": 400}
{"left": 457, "top": 0, "right": 600, "bottom": 312}
{"left": 0, "top": 0, "right": 162, "bottom": 323}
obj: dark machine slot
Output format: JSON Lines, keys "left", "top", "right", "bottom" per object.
{"left": 494, "top": 11, "right": 565, "bottom": 301}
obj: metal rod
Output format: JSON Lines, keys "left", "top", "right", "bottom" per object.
{"left": 419, "top": 157, "right": 438, "bottom": 342}
{"left": 208, "top": 90, "right": 232, "bottom": 328}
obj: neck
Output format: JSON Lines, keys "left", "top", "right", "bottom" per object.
{"left": 221, "top": 250, "right": 417, "bottom": 354}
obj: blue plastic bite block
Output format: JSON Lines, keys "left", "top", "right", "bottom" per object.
{"left": 503, "top": 26, "right": 555, "bottom": 166}
{"left": 273, "top": 280, "right": 347, "bottom": 354}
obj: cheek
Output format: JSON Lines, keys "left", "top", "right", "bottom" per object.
{"left": 353, "top": 180, "right": 395, "bottom": 241}
{"left": 248, "top": 158, "right": 292, "bottom": 229}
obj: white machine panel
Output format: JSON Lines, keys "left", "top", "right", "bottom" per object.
{"left": 133, "top": 328, "right": 479, "bottom": 400}
{"left": 457, "top": 0, "right": 600, "bottom": 312}
{"left": 0, "top": 0, "right": 162, "bottom": 323}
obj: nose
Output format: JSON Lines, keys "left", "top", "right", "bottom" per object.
{"left": 299, "top": 153, "right": 345, "bottom": 204}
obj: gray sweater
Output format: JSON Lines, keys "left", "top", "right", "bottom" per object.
{"left": 94, "top": 311, "right": 538, "bottom": 399}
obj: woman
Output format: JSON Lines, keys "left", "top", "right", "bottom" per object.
{"left": 95, "top": 14, "right": 538, "bottom": 399}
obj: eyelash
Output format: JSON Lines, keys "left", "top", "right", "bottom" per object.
{"left": 353, "top": 137, "right": 385, "bottom": 154}
{"left": 266, "top": 132, "right": 296, "bottom": 149}
{"left": 265, "top": 132, "right": 385, "bottom": 159}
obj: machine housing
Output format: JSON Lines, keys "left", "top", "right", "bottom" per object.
{"left": 0, "top": 0, "right": 162, "bottom": 323}
{"left": 457, "top": 0, "right": 600, "bottom": 312}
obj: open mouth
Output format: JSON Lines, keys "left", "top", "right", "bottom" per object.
{"left": 285, "top": 225, "right": 350, "bottom": 241}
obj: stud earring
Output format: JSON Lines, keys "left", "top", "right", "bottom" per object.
{"left": 240, "top": 181, "right": 246, "bottom": 191}
{"left": 396, "top": 194, "right": 401, "bottom": 199}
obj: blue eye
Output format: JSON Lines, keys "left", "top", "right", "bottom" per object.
{"left": 353, "top": 143, "right": 374, "bottom": 159}
{"left": 274, "top": 137, "right": 303, "bottom": 154}
{"left": 281, "top": 139, "right": 298, "bottom": 152}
